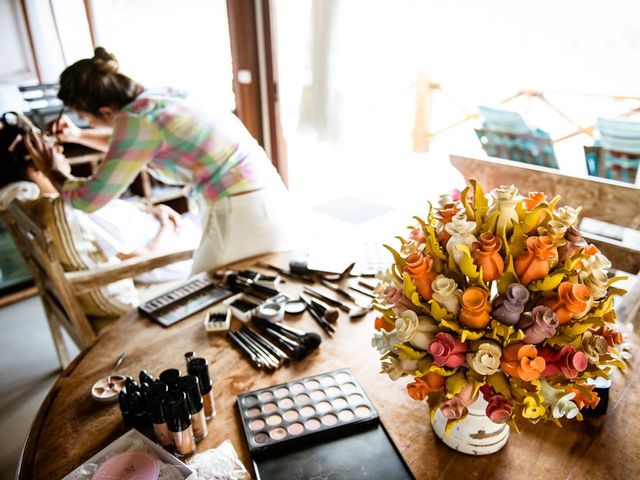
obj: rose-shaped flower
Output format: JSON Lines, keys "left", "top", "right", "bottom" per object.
{"left": 538, "top": 345, "right": 588, "bottom": 378}
{"left": 472, "top": 232, "right": 505, "bottom": 282}
{"left": 459, "top": 287, "right": 492, "bottom": 329}
{"left": 428, "top": 332, "right": 468, "bottom": 368}
{"left": 523, "top": 191, "right": 546, "bottom": 211}
{"left": 406, "top": 372, "right": 446, "bottom": 401}
{"left": 466, "top": 340, "right": 502, "bottom": 375}
{"left": 537, "top": 220, "right": 568, "bottom": 247}
{"left": 480, "top": 386, "right": 512, "bottom": 424}
{"left": 580, "top": 331, "right": 609, "bottom": 363}
{"left": 520, "top": 306, "right": 558, "bottom": 344}
{"left": 539, "top": 281, "right": 591, "bottom": 325}
{"left": 445, "top": 214, "right": 478, "bottom": 264}
{"left": 492, "top": 283, "right": 530, "bottom": 326}
{"left": 380, "top": 357, "right": 417, "bottom": 381}
{"left": 521, "top": 394, "right": 546, "bottom": 419}
{"left": 408, "top": 227, "right": 426, "bottom": 244}
{"left": 489, "top": 185, "right": 520, "bottom": 234}
{"left": 404, "top": 251, "right": 438, "bottom": 301}
{"left": 594, "top": 325, "right": 624, "bottom": 349}
{"left": 395, "top": 310, "right": 437, "bottom": 350}
{"left": 564, "top": 384, "right": 600, "bottom": 410}
{"left": 514, "top": 236, "right": 557, "bottom": 284}
{"left": 579, "top": 269, "right": 609, "bottom": 300}
{"left": 371, "top": 329, "right": 399, "bottom": 355}
{"left": 555, "top": 205, "right": 582, "bottom": 227}
{"left": 557, "top": 226, "right": 588, "bottom": 263}
{"left": 500, "top": 343, "right": 546, "bottom": 381}
{"left": 381, "top": 285, "right": 419, "bottom": 314}
{"left": 439, "top": 383, "right": 475, "bottom": 420}
{"left": 581, "top": 250, "right": 612, "bottom": 273}
{"left": 374, "top": 316, "right": 394, "bottom": 332}
{"left": 435, "top": 202, "right": 462, "bottom": 246}
{"left": 431, "top": 275, "right": 462, "bottom": 315}
{"left": 539, "top": 378, "right": 579, "bottom": 419}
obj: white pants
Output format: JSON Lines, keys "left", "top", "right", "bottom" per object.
{"left": 190, "top": 184, "right": 301, "bottom": 274}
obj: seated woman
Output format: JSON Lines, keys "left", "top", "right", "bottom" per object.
{"left": 0, "top": 112, "right": 201, "bottom": 283}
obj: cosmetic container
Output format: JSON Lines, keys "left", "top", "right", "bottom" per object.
{"left": 159, "top": 368, "right": 181, "bottom": 390}
{"left": 187, "top": 357, "right": 216, "bottom": 419}
{"left": 146, "top": 382, "right": 172, "bottom": 448}
{"left": 178, "top": 375, "right": 208, "bottom": 441}
{"left": 164, "top": 391, "right": 196, "bottom": 458}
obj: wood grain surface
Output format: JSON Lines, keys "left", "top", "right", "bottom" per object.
{"left": 18, "top": 253, "right": 640, "bottom": 480}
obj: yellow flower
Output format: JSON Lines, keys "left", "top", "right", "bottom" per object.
{"left": 521, "top": 394, "right": 546, "bottom": 419}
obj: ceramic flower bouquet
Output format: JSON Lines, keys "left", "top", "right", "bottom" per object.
{"left": 372, "top": 179, "right": 627, "bottom": 435}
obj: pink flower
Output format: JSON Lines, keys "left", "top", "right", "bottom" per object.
{"left": 382, "top": 286, "right": 419, "bottom": 313}
{"left": 428, "top": 332, "right": 468, "bottom": 368}
{"left": 480, "top": 385, "right": 512, "bottom": 424}
{"left": 408, "top": 227, "right": 426, "bottom": 244}
{"left": 440, "top": 384, "right": 475, "bottom": 419}
{"left": 521, "top": 306, "right": 559, "bottom": 344}
{"left": 539, "top": 345, "right": 588, "bottom": 378}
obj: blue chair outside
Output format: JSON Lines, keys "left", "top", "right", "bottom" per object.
{"left": 585, "top": 117, "right": 640, "bottom": 183}
{"left": 475, "top": 106, "right": 559, "bottom": 169}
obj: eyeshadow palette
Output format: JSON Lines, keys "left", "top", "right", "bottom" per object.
{"left": 237, "top": 368, "right": 414, "bottom": 480}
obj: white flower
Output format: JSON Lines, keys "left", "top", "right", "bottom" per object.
{"left": 445, "top": 214, "right": 477, "bottom": 264}
{"left": 555, "top": 205, "right": 582, "bottom": 227}
{"left": 582, "top": 253, "right": 612, "bottom": 273}
{"left": 491, "top": 184, "right": 519, "bottom": 201}
{"left": 539, "top": 378, "right": 579, "bottom": 419}
{"left": 466, "top": 340, "right": 502, "bottom": 376}
{"left": 431, "top": 275, "right": 462, "bottom": 315}
{"left": 380, "top": 357, "right": 406, "bottom": 381}
{"left": 395, "top": 310, "right": 437, "bottom": 350}
{"left": 371, "top": 329, "right": 399, "bottom": 355}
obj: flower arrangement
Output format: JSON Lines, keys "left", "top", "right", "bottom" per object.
{"left": 372, "top": 179, "right": 627, "bottom": 433}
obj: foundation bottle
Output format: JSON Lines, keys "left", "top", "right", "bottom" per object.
{"left": 159, "top": 368, "right": 181, "bottom": 390}
{"left": 178, "top": 375, "right": 208, "bottom": 441}
{"left": 187, "top": 358, "right": 216, "bottom": 419}
{"left": 164, "top": 391, "right": 196, "bottom": 458}
{"left": 118, "top": 391, "right": 134, "bottom": 428}
{"left": 147, "top": 382, "right": 172, "bottom": 449}
{"left": 184, "top": 351, "right": 197, "bottom": 367}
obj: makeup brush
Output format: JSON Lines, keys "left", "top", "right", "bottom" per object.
{"left": 299, "top": 295, "right": 335, "bottom": 336}
{"left": 320, "top": 279, "right": 372, "bottom": 309}
{"left": 252, "top": 316, "right": 322, "bottom": 351}
{"left": 242, "top": 326, "right": 290, "bottom": 363}
{"left": 303, "top": 286, "right": 370, "bottom": 318}
{"left": 236, "top": 330, "right": 281, "bottom": 369}
{"left": 252, "top": 324, "right": 310, "bottom": 360}
{"left": 228, "top": 331, "right": 264, "bottom": 369}
{"left": 308, "top": 297, "right": 339, "bottom": 323}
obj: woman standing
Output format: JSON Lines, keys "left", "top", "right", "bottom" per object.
{"left": 28, "top": 47, "right": 298, "bottom": 274}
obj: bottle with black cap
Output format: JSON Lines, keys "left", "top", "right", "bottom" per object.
{"left": 164, "top": 391, "right": 196, "bottom": 458}
{"left": 159, "top": 368, "right": 181, "bottom": 390}
{"left": 129, "top": 389, "right": 150, "bottom": 429}
{"left": 139, "top": 369, "right": 155, "bottom": 386}
{"left": 118, "top": 390, "right": 134, "bottom": 428}
{"left": 187, "top": 358, "right": 216, "bottom": 419}
{"left": 146, "top": 382, "right": 172, "bottom": 448}
{"left": 178, "top": 375, "right": 208, "bottom": 441}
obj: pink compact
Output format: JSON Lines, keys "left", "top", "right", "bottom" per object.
{"left": 92, "top": 451, "right": 159, "bottom": 480}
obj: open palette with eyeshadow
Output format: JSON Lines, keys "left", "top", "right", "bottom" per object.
{"left": 236, "top": 368, "right": 415, "bottom": 480}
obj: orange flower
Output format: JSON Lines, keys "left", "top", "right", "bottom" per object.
{"left": 374, "top": 316, "right": 394, "bottom": 332}
{"left": 595, "top": 325, "right": 624, "bottom": 349}
{"left": 564, "top": 384, "right": 600, "bottom": 410}
{"left": 406, "top": 373, "right": 445, "bottom": 401}
{"left": 404, "top": 251, "right": 438, "bottom": 301}
{"left": 500, "top": 343, "right": 546, "bottom": 381}
{"left": 523, "top": 192, "right": 546, "bottom": 211}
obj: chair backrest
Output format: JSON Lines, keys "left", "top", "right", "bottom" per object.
{"left": 450, "top": 154, "right": 640, "bottom": 275}
{"left": 585, "top": 117, "right": 640, "bottom": 183}
{"left": 0, "top": 193, "right": 96, "bottom": 358}
{"left": 475, "top": 105, "right": 559, "bottom": 169}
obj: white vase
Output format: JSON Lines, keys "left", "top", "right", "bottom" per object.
{"left": 431, "top": 395, "right": 510, "bottom": 455}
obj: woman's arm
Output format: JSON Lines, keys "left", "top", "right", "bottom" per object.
{"left": 51, "top": 114, "right": 112, "bottom": 152}
{"left": 115, "top": 204, "right": 180, "bottom": 260}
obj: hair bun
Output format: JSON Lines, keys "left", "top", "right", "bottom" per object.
{"left": 92, "top": 47, "right": 119, "bottom": 74}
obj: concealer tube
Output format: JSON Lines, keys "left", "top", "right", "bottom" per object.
{"left": 187, "top": 358, "right": 216, "bottom": 419}
{"left": 147, "top": 382, "right": 172, "bottom": 448}
{"left": 164, "top": 391, "right": 196, "bottom": 458}
{"left": 178, "top": 375, "right": 208, "bottom": 441}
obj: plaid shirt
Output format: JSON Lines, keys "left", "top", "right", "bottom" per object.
{"left": 62, "top": 91, "right": 280, "bottom": 212}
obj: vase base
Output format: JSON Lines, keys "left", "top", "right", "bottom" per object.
{"left": 431, "top": 398, "right": 510, "bottom": 455}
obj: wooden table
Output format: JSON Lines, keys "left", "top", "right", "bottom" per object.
{"left": 17, "top": 253, "right": 640, "bottom": 480}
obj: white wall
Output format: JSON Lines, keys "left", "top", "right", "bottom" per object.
{"left": 0, "top": 0, "right": 35, "bottom": 83}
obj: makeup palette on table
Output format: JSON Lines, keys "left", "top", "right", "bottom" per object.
{"left": 236, "top": 368, "right": 414, "bottom": 480}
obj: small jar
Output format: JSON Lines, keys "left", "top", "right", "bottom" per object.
{"left": 188, "top": 358, "right": 216, "bottom": 419}
{"left": 179, "top": 375, "right": 208, "bottom": 441}
{"left": 164, "top": 391, "right": 196, "bottom": 458}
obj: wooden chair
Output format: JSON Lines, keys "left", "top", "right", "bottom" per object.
{"left": 0, "top": 192, "right": 194, "bottom": 368}
{"left": 450, "top": 154, "right": 640, "bottom": 323}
